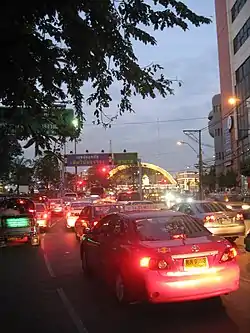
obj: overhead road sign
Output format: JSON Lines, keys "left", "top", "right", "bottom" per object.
{"left": 113, "top": 152, "right": 138, "bottom": 165}
{"left": 65, "top": 153, "right": 112, "bottom": 166}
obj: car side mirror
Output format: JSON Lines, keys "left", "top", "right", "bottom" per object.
{"left": 244, "top": 233, "right": 250, "bottom": 252}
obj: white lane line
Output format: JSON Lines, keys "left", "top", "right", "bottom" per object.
{"left": 57, "top": 288, "right": 89, "bottom": 333}
{"left": 43, "top": 253, "right": 56, "bottom": 278}
{"left": 41, "top": 237, "right": 45, "bottom": 251}
{"left": 51, "top": 221, "right": 57, "bottom": 228}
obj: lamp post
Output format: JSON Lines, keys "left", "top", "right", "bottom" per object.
{"left": 72, "top": 118, "right": 79, "bottom": 176}
{"left": 177, "top": 133, "right": 203, "bottom": 200}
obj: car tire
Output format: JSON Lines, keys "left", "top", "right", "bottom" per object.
{"left": 115, "top": 272, "right": 131, "bottom": 305}
{"left": 81, "top": 250, "right": 92, "bottom": 276}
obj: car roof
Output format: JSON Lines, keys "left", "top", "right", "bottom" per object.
{"left": 116, "top": 210, "right": 186, "bottom": 220}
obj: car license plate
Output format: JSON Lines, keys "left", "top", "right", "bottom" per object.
{"left": 184, "top": 257, "right": 208, "bottom": 270}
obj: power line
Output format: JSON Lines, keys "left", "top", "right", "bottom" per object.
{"left": 200, "top": 96, "right": 250, "bottom": 132}
{"left": 84, "top": 116, "right": 207, "bottom": 127}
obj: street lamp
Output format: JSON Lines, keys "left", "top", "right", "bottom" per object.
{"left": 72, "top": 118, "right": 79, "bottom": 177}
{"left": 228, "top": 97, "right": 240, "bottom": 106}
{"left": 176, "top": 141, "right": 198, "bottom": 155}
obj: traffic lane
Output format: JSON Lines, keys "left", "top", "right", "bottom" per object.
{"left": 0, "top": 243, "right": 78, "bottom": 333}
{"left": 44, "top": 222, "right": 242, "bottom": 333}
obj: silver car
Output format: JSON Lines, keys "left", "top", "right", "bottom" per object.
{"left": 171, "top": 201, "right": 245, "bottom": 241}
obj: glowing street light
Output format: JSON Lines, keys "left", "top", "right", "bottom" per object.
{"left": 228, "top": 97, "right": 240, "bottom": 106}
{"left": 176, "top": 141, "right": 198, "bottom": 155}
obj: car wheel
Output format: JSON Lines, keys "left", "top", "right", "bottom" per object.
{"left": 81, "top": 250, "right": 92, "bottom": 276}
{"left": 115, "top": 273, "right": 130, "bottom": 304}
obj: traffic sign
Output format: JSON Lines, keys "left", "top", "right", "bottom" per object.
{"left": 113, "top": 152, "right": 138, "bottom": 165}
{"left": 65, "top": 153, "right": 112, "bottom": 166}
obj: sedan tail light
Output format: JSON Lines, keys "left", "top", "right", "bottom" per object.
{"left": 236, "top": 213, "right": 244, "bottom": 221}
{"left": 220, "top": 247, "right": 238, "bottom": 263}
{"left": 204, "top": 215, "right": 216, "bottom": 223}
{"left": 93, "top": 221, "right": 98, "bottom": 226}
{"left": 140, "top": 257, "right": 168, "bottom": 270}
{"left": 43, "top": 213, "right": 48, "bottom": 219}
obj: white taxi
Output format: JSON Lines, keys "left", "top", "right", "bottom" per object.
{"left": 66, "top": 201, "right": 90, "bottom": 229}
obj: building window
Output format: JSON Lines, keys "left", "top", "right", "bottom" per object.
{"left": 235, "top": 56, "right": 250, "bottom": 141}
{"left": 219, "top": 152, "right": 221, "bottom": 160}
{"left": 218, "top": 128, "right": 220, "bottom": 136}
{"left": 222, "top": 152, "right": 224, "bottom": 160}
{"left": 233, "top": 16, "right": 250, "bottom": 54}
{"left": 231, "top": 0, "right": 247, "bottom": 22}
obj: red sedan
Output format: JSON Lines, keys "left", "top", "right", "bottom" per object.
{"left": 80, "top": 210, "right": 240, "bottom": 304}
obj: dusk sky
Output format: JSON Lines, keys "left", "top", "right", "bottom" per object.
{"left": 27, "top": 0, "right": 220, "bottom": 174}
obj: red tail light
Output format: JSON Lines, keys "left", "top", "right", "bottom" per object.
{"left": 236, "top": 213, "right": 244, "bottom": 220}
{"left": 220, "top": 247, "right": 238, "bottom": 263}
{"left": 29, "top": 209, "right": 35, "bottom": 213}
{"left": 93, "top": 221, "right": 98, "bottom": 226}
{"left": 43, "top": 213, "right": 48, "bottom": 219}
{"left": 204, "top": 215, "right": 216, "bottom": 223}
{"left": 172, "top": 233, "right": 186, "bottom": 240}
{"left": 139, "top": 257, "right": 168, "bottom": 270}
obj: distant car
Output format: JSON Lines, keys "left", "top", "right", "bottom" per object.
{"left": 116, "top": 191, "right": 141, "bottom": 203}
{"left": 35, "top": 203, "right": 51, "bottom": 230}
{"left": 74, "top": 204, "right": 124, "bottom": 240}
{"left": 49, "top": 198, "right": 65, "bottom": 216}
{"left": 80, "top": 210, "right": 240, "bottom": 304}
{"left": 171, "top": 201, "right": 245, "bottom": 242}
{"left": 66, "top": 201, "right": 90, "bottom": 229}
{"left": 0, "top": 197, "right": 36, "bottom": 218}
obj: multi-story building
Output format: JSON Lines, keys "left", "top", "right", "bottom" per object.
{"left": 208, "top": 94, "right": 224, "bottom": 177}
{"left": 215, "top": 0, "right": 250, "bottom": 180}
{"left": 176, "top": 170, "right": 199, "bottom": 191}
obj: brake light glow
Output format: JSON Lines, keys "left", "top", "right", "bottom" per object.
{"left": 204, "top": 215, "right": 216, "bottom": 223}
{"left": 172, "top": 234, "right": 186, "bottom": 240}
{"left": 236, "top": 213, "right": 244, "bottom": 220}
{"left": 29, "top": 209, "right": 35, "bottom": 213}
{"left": 43, "top": 213, "right": 48, "bottom": 219}
{"left": 139, "top": 257, "right": 168, "bottom": 270}
{"left": 19, "top": 200, "right": 24, "bottom": 204}
{"left": 140, "top": 257, "right": 151, "bottom": 267}
{"left": 93, "top": 221, "right": 98, "bottom": 226}
{"left": 220, "top": 247, "right": 238, "bottom": 263}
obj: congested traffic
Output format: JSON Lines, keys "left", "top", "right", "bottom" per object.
{"left": 1, "top": 190, "right": 249, "bottom": 309}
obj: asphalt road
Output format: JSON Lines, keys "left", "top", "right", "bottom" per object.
{"left": 0, "top": 217, "right": 250, "bottom": 333}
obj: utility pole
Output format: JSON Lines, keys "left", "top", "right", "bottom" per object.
{"left": 74, "top": 139, "right": 77, "bottom": 176}
{"left": 109, "top": 140, "right": 112, "bottom": 154}
{"left": 138, "top": 158, "right": 143, "bottom": 200}
{"left": 183, "top": 129, "right": 203, "bottom": 200}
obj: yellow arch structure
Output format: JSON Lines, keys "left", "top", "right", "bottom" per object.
{"left": 108, "top": 162, "right": 177, "bottom": 185}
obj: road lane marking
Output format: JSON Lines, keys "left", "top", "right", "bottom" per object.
{"left": 41, "top": 237, "right": 45, "bottom": 250}
{"left": 43, "top": 253, "right": 56, "bottom": 278}
{"left": 57, "top": 288, "right": 89, "bottom": 333}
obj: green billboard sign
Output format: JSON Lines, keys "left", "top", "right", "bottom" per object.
{"left": 113, "top": 152, "right": 138, "bottom": 165}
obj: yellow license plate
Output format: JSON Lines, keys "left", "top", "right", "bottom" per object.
{"left": 184, "top": 257, "right": 208, "bottom": 270}
{"left": 8, "top": 237, "right": 19, "bottom": 241}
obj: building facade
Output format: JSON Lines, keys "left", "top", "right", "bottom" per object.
{"left": 176, "top": 170, "right": 199, "bottom": 191}
{"left": 208, "top": 94, "right": 224, "bottom": 177}
{"left": 215, "top": 0, "right": 250, "bottom": 178}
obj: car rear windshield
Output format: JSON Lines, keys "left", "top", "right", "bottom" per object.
{"left": 117, "top": 192, "right": 140, "bottom": 201}
{"left": 50, "top": 199, "right": 61, "bottom": 204}
{"left": 35, "top": 204, "right": 45, "bottom": 212}
{"left": 71, "top": 202, "right": 88, "bottom": 209}
{"left": 1, "top": 199, "right": 35, "bottom": 214}
{"left": 65, "top": 193, "right": 77, "bottom": 197}
{"left": 196, "top": 202, "right": 231, "bottom": 213}
{"left": 94, "top": 205, "right": 122, "bottom": 216}
{"left": 134, "top": 215, "right": 209, "bottom": 241}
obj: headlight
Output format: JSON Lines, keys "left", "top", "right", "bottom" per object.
{"left": 242, "top": 204, "right": 250, "bottom": 210}
{"left": 187, "top": 197, "right": 193, "bottom": 203}
{"left": 226, "top": 205, "right": 233, "bottom": 210}
{"left": 176, "top": 198, "right": 182, "bottom": 203}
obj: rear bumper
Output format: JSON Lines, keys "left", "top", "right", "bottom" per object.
{"left": 37, "top": 219, "right": 48, "bottom": 228}
{"left": 207, "top": 225, "right": 245, "bottom": 237}
{"left": 144, "top": 263, "right": 240, "bottom": 303}
{"left": 66, "top": 218, "right": 77, "bottom": 228}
